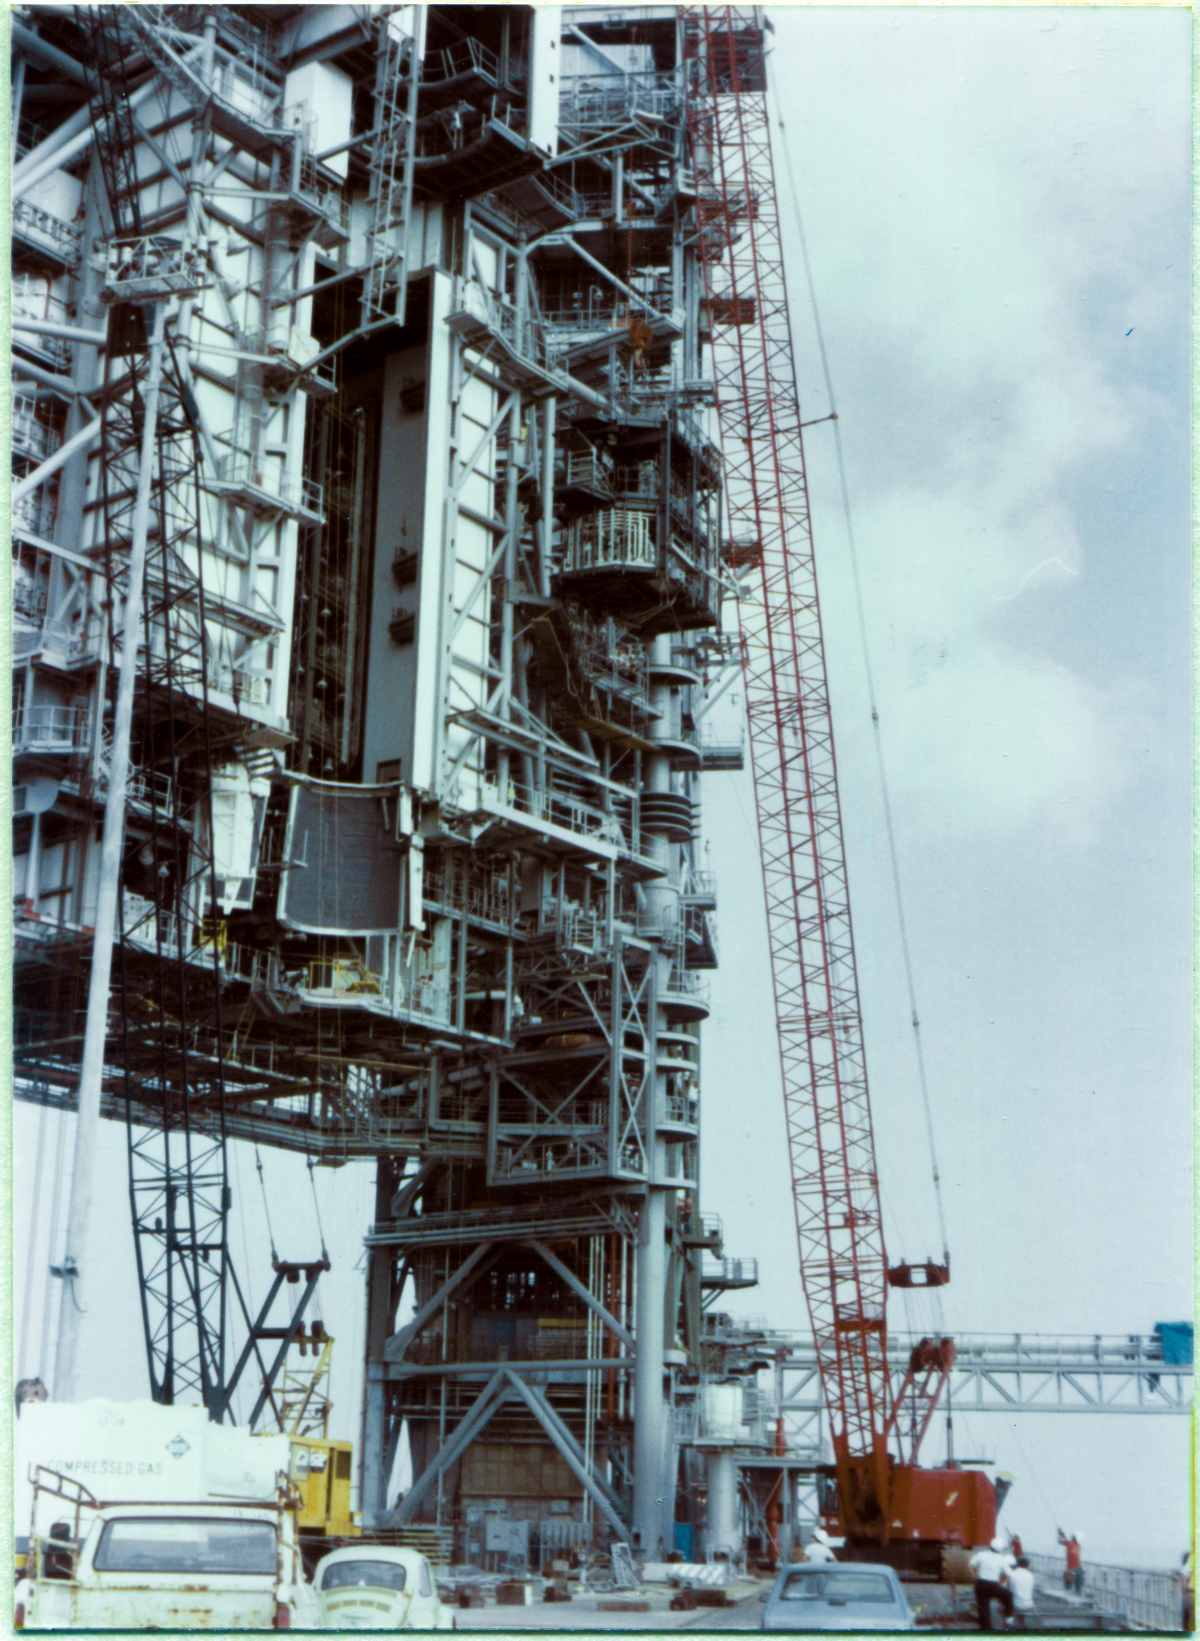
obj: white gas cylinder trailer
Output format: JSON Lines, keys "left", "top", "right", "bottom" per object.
{"left": 14, "top": 1400, "right": 315, "bottom": 1630}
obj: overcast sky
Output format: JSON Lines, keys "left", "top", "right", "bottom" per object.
{"left": 702, "top": 2, "right": 1192, "bottom": 1569}
{"left": 13, "top": 2, "right": 1192, "bottom": 1577}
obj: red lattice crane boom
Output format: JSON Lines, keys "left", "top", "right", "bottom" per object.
{"left": 683, "top": 7, "right": 994, "bottom": 1567}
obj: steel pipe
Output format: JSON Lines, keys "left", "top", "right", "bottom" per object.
{"left": 12, "top": 417, "right": 102, "bottom": 504}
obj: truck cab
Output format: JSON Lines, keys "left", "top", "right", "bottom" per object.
{"left": 14, "top": 1403, "right": 317, "bottom": 1631}
{"left": 17, "top": 1471, "right": 314, "bottom": 1631}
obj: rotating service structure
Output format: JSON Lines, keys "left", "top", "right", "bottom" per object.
{"left": 11, "top": 2, "right": 766, "bottom": 1563}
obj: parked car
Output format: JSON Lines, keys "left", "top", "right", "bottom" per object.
{"left": 761, "top": 1562, "right": 917, "bottom": 1631}
{"left": 313, "top": 1545, "right": 453, "bottom": 1630}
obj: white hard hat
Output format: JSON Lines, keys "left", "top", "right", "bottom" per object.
{"left": 813, "top": 1528, "right": 829, "bottom": 1545}
{"left": 1074, "top": 1533, "right": 1083, "bottom": 1547}
{"left": 992, "top": 1537, "right": 1008, "bottom": 1553}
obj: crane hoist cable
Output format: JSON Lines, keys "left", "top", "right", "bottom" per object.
{"left": 776, "top": 109, "right": 950, "bottom": 1270}
{"left": 255, "top": 1147, "right": 279, "bottom": 1263}
{"left": 307, "top": 1154, "right": 330, "bottom": 1263}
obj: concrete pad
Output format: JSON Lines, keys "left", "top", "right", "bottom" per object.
{"left": 452, "top": 1598, "right": 688, "bottom": 1631}
{"left": 450, "top": 1579, "right": 773, "bottom": 1632}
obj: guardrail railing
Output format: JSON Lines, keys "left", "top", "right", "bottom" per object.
{"left": 1027, "top": 1552, "right": 1183, "bottom": 1632}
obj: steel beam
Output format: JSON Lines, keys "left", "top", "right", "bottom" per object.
{"left": 392, "top": 1368, "right": 511, "bottom": 1525}
{"left": 631, "top": 1178, "right": 668, "bottom": 1553}
{"left": 524, "top": 1239, "right": 635, "bottom": 1350}
{"left": 773, "top": 1333, "right": 1192, "bottom": 1418}
{"left": 503, "top": 1369, "right": 624, "bottom": 1515}
{"left": 384, "top": 1357, "right": 636, "bottom": 1378}
{"left": 384, "top": 1241, "right": 497, "bottom": 1362}
{"left": 503, "top": 1369, "right": 629, "bottom": 1539}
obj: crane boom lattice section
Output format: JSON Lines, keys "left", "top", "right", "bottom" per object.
{"left": 683, "top": 7, "right": 891, "bottom": 1471}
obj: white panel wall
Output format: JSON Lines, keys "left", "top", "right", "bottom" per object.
{"left": 444, "top": 363, "right": 497, "bottom": 811}
{"left": 528, "top": 7, "right": 563, "bottom": 155}
{"left": 410, "top": 273, "right": 455, "bottom": 793}
{"left": 283, "top": 62, "right": 354, "bottom": 178}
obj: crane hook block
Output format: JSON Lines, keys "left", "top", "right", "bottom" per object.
{"left": 887, "top": 1258, "right": 950, "bottom": 1289}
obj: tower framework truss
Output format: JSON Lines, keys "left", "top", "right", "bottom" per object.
{"left": 12, "top": 1, "right": 753, "bottom": 1562}
{"left": 11, "top": 3, "right": 1186, "bottom": 1574}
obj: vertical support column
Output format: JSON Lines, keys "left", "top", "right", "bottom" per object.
{"left": 642, "top": 632, "right": 681, "bottom": 930}
{"left": 783, "top": 1469, "right": 798, "bottom": 1562}
{"left": 496, "top": 392, "right": 522, "bottom": 797}
{"left": 538, "top": 395, "right": 556, "bottom": 598}
{"left": 705, "top": 1447, "right": 742, "bottom": 1560}
{"left": 54, "top": 301, "right": 164, "bottom": 1402}
{"left": 361, "top": 1155, "right": 402, "bottom": 1528}
{"left": 632, "top": 1167, "right": 667, "bottom": 1556}
{"left": 631, "top": 626, "right": 689, "bottom": 1555}
{"left": 11, "top": 45, "right": 25, "bottom": 128}
{"left": 25, "top": 810, "right": 43, "bottom": 910}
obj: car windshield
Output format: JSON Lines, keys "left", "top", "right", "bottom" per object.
{"left": 780, "top": 1570, "right": 897, "bottom": 1604}
{"left": 94, "top": 1519, "right": 276, "bottom": 1575}
{"left": 322, "top": 1559, "right": 408, "bottom": 1593}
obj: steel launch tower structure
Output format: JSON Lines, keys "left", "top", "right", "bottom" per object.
{"left": 12, "top": 1, "right": 789, "bottom": 1564}
{"left": 12, "top": 2, "right": 1196, "bottom": 1575}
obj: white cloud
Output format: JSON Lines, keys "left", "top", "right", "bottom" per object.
{"left": 773, "top": 6, "right": 1184, "bottom": 843}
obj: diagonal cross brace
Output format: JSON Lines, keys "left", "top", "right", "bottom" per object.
{"left": 519, "top": 1377, "right": 624, "bottom": 1515}
{"left": 246, "top": 1265, "right": 327, "bottom": 1431}
{"left": 503, "top": 1369, "right": 628, "bottom": 1538}
{"left": 523, "top": 1240, "right": 635, "bottom": 1351}
{"left": 392, "top": 1368, "right": 510, "bottom": 1525}
{"left": 384, "top": 1241, "right": 496, "bottom": 1362}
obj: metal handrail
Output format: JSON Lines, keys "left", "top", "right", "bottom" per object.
{"left": 207, "top": 454, "right": 324, "bottom": 520}
{"left": 13, "top": 488, "right": 59, "bottom": 539}
{"left": 295, "top": 153, "right": 348, "bottom": 230}
{"left": 13, "top": 703, "right": 89, "bottom": 751}
{"left": 12, "top": 395, "right": 63, "bottom": 465}
{"left": 559, "top": 71, "right": 682, "bottom": 132}
{"left": 564, "top": 448, "right": 614, "bottom": 494}
{"left": 421, "top": 35, "right": 499, "bottom": 90}
{"left": 15, "top": 116, "right": 48, "bottom": 158}
{"left": 563, "top": 509, "right": 655, "bottom": 575}
{"left": 12, "top": 197, "right": 82, "bottom": 260}
{"left": 1026, "top": 1553, "right": 1181, "bottom": 1631}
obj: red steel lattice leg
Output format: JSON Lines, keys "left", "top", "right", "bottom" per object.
{"left": 683, "top": 6, "right": 892, "bottom": 1510}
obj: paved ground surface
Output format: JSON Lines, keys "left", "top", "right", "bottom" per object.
{"left": 452, "top": 1579, "right": 771, "bottom": 1631}
{"left": 451, "top": 1577, "right": 978, "bottom": 1631}
{"left": 450, "top": 1577, "right": 1124, "bottom": 1632}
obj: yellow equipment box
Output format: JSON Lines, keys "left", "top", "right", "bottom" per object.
{"left": 289, "top": 1438, "right": 359, "bottom": 1538}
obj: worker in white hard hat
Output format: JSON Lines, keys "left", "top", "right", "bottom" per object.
{"left": 1010, "top": 1556, "right": 1036, "bottom": 1629}
{"left": 1058, "top": 1527, "right": 1084, "bottom": 1594}
{"left": 969, "top": 1537, "right": 1016, "bottom": 1631}
{"left": 803, "top": 1528, "right": 837, "bottom": 1564}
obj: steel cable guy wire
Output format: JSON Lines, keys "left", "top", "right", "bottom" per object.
{"left": 775, "top": 102, "right": 951, "bottom": 1280}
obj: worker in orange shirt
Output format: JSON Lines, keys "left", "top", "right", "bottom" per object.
{"left": 1057, "top": 1529, "right": 1084, "bottom": 1594}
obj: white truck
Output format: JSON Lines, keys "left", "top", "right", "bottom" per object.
{"left": 15, "top": 1400, "right": 316, "bottom": 1630}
